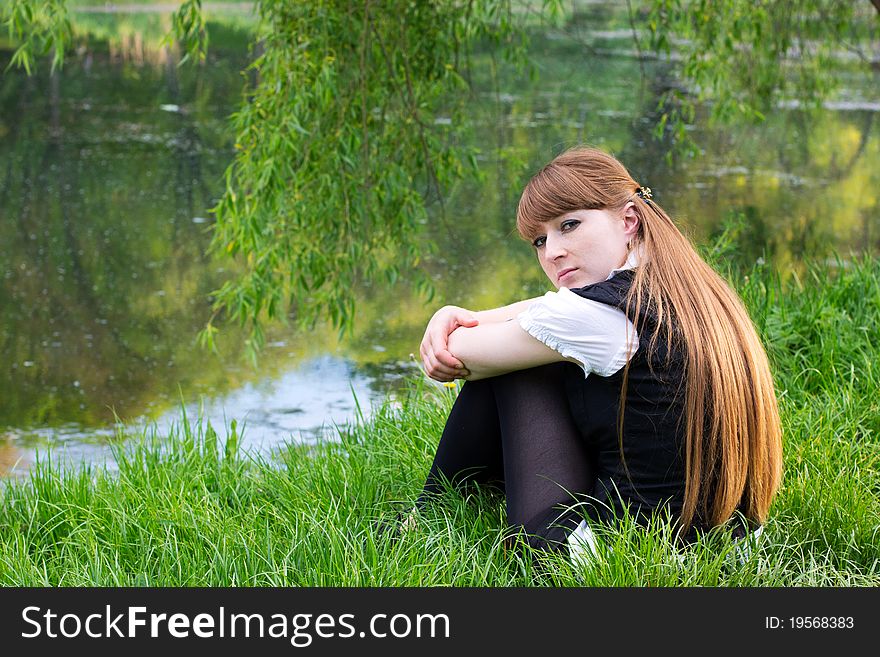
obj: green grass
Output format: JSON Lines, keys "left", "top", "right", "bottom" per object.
{"left": 1, "top": 255, "right": 879, "bottom": 586}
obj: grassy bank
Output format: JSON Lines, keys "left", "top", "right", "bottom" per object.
{"left": 1, "top": 256, "right": 879, "bottom": 586}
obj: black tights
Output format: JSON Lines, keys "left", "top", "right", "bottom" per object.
{"left": 417, "top": 363, "right": 597, "bottom": 555}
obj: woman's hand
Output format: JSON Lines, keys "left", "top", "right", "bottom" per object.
{"left": 419, "top": 305, "right": 479, "bottom": 381}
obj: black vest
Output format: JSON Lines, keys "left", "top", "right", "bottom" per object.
{"left": 563, "top": 269, "right": 694, "bottom": 532}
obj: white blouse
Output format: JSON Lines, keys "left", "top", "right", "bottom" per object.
{"left": 517, "top": 251, "right": 640, "bottom": 378}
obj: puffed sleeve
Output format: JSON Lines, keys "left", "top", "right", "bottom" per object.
{"left": 517, "top": 287, "right": 639, "bottom": 378}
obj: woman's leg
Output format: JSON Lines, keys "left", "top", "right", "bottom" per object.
{"left": 492, "top": 363, "right": 596, "bottom": 553}
{"left": 418, "top": 363, "right": 596, "bottom": 554}
{"left": 417, "top": 377, "right": 506, "bottom": 505}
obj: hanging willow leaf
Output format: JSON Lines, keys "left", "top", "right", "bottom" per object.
{"left": 202, "top": 0, "right": 531, "bottom": 350}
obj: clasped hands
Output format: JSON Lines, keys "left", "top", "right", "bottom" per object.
{"left": 419, "top": 305, "right": 478, "bottom": 382}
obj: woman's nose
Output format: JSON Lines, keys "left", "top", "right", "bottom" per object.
{"left": 544, "top": 234, "right": 566, "bottom": 259}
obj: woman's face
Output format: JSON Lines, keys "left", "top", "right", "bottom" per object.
{"left": 531, "top": 207, "right": 636, "bottom": 289}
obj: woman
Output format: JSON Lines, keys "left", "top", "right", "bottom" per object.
{"left": 416, "top": 147, "right": 783, "bottom": 562}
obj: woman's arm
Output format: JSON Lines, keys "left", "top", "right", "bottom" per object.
{"left": 420, "top": 298, "right": 541, "bottom": 381}
{"left": 472, "top": 298, "right": 539, "bottom": 323}
{"left": 447, "top": 320, "right": 576, "bottom": 380}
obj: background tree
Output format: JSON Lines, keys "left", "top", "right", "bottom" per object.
{"left": 642, "top": 0, "right": 879, "bottom": 154}
{"left": 197, "top": 1, "right": 550, "bottom": 359}
{"left": 4, "top": 0, "right": 878, "bottom": 357}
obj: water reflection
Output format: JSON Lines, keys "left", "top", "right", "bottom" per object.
{"left": 1, "top": 44, "right": 237, "bottom": 427}
{"left": 1, "top": 354, "right": 417, "bottom": 478}
{"left": 1, "top": 12, "right": 878, "bottom": 475}
{"left": 0, "top": 433, "right": 31, "bottom": 477}
{"left": 151, "top": 354, "right": 414, "bottom": 446}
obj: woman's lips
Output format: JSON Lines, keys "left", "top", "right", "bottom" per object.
{"left": 557, "top": 267, "right": 577, "bottom": 283}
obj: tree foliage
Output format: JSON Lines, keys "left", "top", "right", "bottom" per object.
{"left": 3, "top": 0, "right": 878, "bottom": 356}
{"left": 202, "top": 1, "right": 545, "bottom": 358}
{"left": 3, "top": 0, "right": 72, "bottom": 73}
{"left": 643, "top": 0, "right": 879, "bottom": 153}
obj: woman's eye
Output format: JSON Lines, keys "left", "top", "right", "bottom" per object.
{"left": 532, "top": 236, "right": 546, "bottom": 248}
{"left": 561, "top": 220, "right": 580, "bottom": 232}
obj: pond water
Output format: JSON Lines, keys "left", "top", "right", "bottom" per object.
{"left": 1, "top": 5, "right": 878, "bottom": 476}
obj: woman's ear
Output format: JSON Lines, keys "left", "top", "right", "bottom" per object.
{"left": 622, "top": 201, "right": 640, "bottom": 239}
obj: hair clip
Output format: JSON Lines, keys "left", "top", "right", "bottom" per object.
{"left": 635, "top": 186, "right": 653, "bottom": 201}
